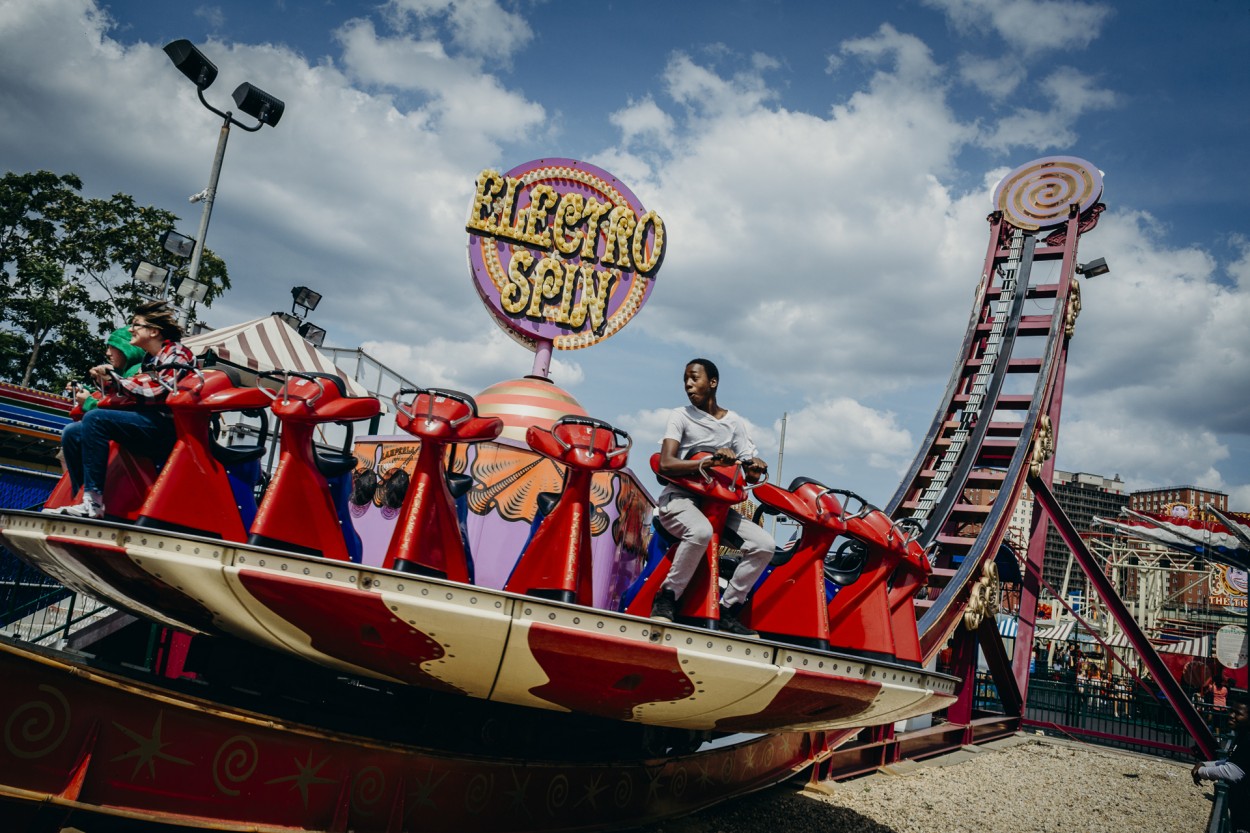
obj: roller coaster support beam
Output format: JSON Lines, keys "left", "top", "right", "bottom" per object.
{"left": 1027, "top": 472, "right": 1218, "bottom": 760}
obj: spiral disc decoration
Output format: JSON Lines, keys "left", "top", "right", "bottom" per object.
{"left": 993, "top": 156, "right": 1103, "bottom": 231}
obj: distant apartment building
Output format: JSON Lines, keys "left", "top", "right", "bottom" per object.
{"left": 1040, "top": 470, "right": 1129, "bottom": 598}
{"left": 1128, "top": 485, "right": 1229, "bottom": 518}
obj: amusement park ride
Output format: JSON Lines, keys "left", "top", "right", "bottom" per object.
{"left": 0, "top": 154, "right": 1213, "bottom": 832}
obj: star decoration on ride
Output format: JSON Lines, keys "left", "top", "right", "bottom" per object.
{"left": 963, "top": 560, "right": 1001, "bottom": 631}
{"left": 406, "top": 766, "right": 448, "bottom": 810}
{"left": 265, "top": 751, "right": 338, "bottom": 809}
{"left": 1029, "top": 415, "right": 1054, "bottom": 479}
{"left": 505, "top": 769, "right": 532, "bottom": 816}
{"left": 576, "top": 773, "right": 607, "bottom": 810}
{"left": 645, "top": 768, "right": 666, "bottom": 800}
{"left": 110, "top": 712, "right": 192, "bottom": 780}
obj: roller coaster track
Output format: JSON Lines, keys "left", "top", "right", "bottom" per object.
{"left": 884, "top": 156, "right": 1106, "bottom": 662}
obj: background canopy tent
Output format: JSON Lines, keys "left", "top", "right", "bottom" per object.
{"left": 183, "top": 316, "right": 375, "bottom": 403}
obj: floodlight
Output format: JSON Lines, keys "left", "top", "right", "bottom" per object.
{"left": 163, "top": 39, "right": 218, "bottom": 90}
{"left": 160, "top": 229, "right": 196, "bottom": 259}
{"left": 1075, "top": 258, "right": 1110, "bottom": 278}
{"left": 172, "top": 276, "right": 209, "bottom": 303}
{"left": 274, "top": 312, "right": 301, "bottom": 328}
{"left": 130, "top": 260, "right": 169, "bottom": 287}
{"left": 298, "top": 321, "right": 327, "bottom": 347}
{"left": 232, "top": 82, "right": 285, "bottom": 128}
{"left": 291, "top": 286, "right": 322, "bottom": 312}
{"left": 187, "top": 321, "right": 213, "bottom": 335}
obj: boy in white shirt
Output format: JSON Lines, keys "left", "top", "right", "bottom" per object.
{"left": 651, "top": 358, "right": 773, "bottom": 637}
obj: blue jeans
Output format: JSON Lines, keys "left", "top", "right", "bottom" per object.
{"left": 61, "top": 407, "right": 176, "bottom": 495}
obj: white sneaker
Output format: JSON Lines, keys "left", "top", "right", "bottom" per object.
{"left": 51, "top": 491, "right": 105, "bottom": 519}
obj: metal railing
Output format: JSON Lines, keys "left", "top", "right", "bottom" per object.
{"left": 0, "top": 465, "right": 113, "bottom": 645}
{"left": 973, "top": 669, "right": 1237, "bottom": 760}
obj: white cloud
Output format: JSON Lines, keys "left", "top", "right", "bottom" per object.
{"left": 924, "top": 0, "right": 1114, "bottom": 56}
{"left": 382, "top": 0, "right": 533, "bottom": 61}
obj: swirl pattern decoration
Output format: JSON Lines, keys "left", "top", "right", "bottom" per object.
{"left": 993, "top": 156, "right": 1103, "bottom": 231}
{"left": 212, "top": 735, "right": 259, "bottom": 796}
{"left": 4, "top": 684, "right": 71, "bottom": 760}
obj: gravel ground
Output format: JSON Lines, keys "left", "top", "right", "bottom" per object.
{"left": 626, "top": 735, "right": 1213, "bottom": 833}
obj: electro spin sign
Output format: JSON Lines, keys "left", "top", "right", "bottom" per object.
{"left": 466, "top": 159, "right": 665, "bottom": 369}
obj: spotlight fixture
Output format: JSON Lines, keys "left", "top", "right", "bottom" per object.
{"left": 1075, "top": 257, "right": 1110, "bottom": 279}
{"left": 163, "top": 39, "right": 218, "bottom": 89}
{"left": 160, "top": 229, "right": 196, "bottom": 259}
{"left": 232, "top": 82, "right": 285, "bottom": 128}
{"left": 172, "top": 275, "right": 209, "bottom": 303}
{"left": 291, "top": 286, "right": 322, "bottom": 314}
{"left": 164, "top": 38, "right": 285, "bottom": 289}
{"left": 129, "top": 260, "right": 169, "bottom": 288}
{"left": 298, "top": 321, "right": 327, "bottom": 347}
{"left": 274, "top": 311, "right": 301, "bottom": 329}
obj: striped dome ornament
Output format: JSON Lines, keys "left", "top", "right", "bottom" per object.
{"left": 474, "top": 376, "right": 588, "bottom": 443}
{"left": 993, "top": 156, "right": 1103, "bottom": 232}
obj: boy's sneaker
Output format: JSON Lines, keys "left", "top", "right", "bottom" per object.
{"left": 650, "top": 588, "right": 678, "bottom": 622}
{"left": 718, "top": 604, "right": 759, "bottom": 639}
{"left": 50, "top": 491, "right": 105, "bottom": 519}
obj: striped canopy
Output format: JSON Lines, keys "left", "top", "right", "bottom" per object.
{"left": 183, "top": 316, "right": 372, "bottom": 400}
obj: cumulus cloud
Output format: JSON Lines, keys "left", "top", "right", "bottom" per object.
{"left": 924, "top": 0, "right": 1114, "bottom": 56}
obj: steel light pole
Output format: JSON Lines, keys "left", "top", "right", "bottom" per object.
{"left": 163, "top": 39, "right": 285, "bottom": 287}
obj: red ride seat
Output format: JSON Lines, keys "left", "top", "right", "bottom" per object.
{"left": 742, "top": 478, "right": 846, "bottom": 649}
{"left": 248, "top": 372, "right": 380, "bottom": 560}
{"left": 885, "top": 523, "right": 931, "bottom": 666}
{"left": 135, "top": 366, "right": 273, "bottom": 541}
{"left": 622, "top": 452, "right": 747, "bottom": 627}
{"left": 382, "top": 388, "right": 502, "bottom": 582}
{"left": 824, "top": 495, "right": 909, "bottom": 661}
{"left": 504, "top": 416, "right": 631, "bottom": 605}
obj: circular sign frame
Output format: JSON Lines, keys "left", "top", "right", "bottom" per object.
{"left": 993, "top": 156, "right": 1103, "bottom": 232}
{"left": 466, "top": 159, "right": 665, "bottom": 352}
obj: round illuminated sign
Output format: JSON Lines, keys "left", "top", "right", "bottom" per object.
{"left": 993, "top": 156, "right": 1103, "bottom": 231}
{"left": 466, "top": 159, "right": 665, "bottom": 351}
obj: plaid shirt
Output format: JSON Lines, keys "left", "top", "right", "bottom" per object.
{"left": 108, "top": 340, "right": 195, "bottom": 402}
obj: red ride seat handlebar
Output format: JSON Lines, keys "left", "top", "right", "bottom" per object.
{"left": 504, "top": 416, "right": 631, "bottom": 605}
{"left": 383, "top": 388, "right": 502, "bottom": 581}
{"left": 249, "top": 371, "right": 381, "bottom": 560}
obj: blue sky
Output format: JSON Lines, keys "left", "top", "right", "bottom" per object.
{"left": 1, "top": 0, "right": 1248, "bottom": 510}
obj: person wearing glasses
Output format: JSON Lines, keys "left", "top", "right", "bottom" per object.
{"left": 49, "top": 301, "right": 194, "bottom": 519}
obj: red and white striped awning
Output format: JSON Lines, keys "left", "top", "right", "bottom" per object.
{"left": 183, "top": 315, "right": 372, "bottom": 400}
{"left": 1100, "top": 631, "right": 1209, "bottom": 657}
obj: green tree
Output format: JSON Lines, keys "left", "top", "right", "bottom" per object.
{"left": 0, "top": 170, "right": 229, "bottom": 390}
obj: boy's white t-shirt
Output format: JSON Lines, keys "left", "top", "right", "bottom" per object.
{"left": 659, "top": 405, "right": 757, "bottom": 500}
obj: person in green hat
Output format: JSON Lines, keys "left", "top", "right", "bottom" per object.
{"left": 70, "top": 327, "right": 148, "bottom": 414}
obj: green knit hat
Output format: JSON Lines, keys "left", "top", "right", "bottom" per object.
{"left": 106, "top": 327, "right": 147, "bottom": 371}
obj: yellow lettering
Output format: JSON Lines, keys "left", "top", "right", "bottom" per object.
{"left": 502, "top": 250, "right": 534, "bottom": 314}
{"left": 526, "top": 256, "right": 565, "bottom": 319}
{"left": 466, "top": 169, "right": 505, "bottom": 234}
{"left": 551, "top": 192, "right": 585, "bottom": 256}
{"left": 521, "top": 184, "right": 557, "bottom": 249}
{"left": 601, "top": 206, "right": 636, "bottom": 268}
{"left": 551, "top": 260, "right": 578, "bottom": 325}
{"left": 576, "top": 267, "right": 617, "bottom": 334}
{"left": 579, "top": 198, "right": 614, "bottom": 260}
{"left": 498, "top": 176, "right": 523, "bottom": 242}
{"left": 632, "top": 211, "right": 665, "bottom": 275}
